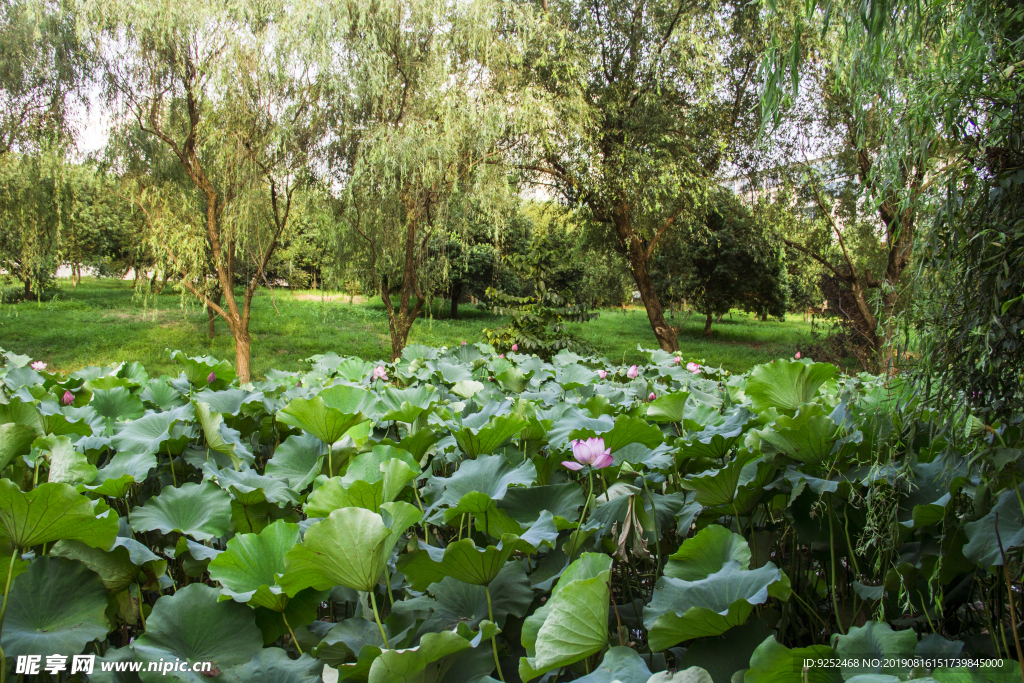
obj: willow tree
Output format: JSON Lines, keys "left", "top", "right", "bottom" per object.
{"left": 307, "top": 0, "right": 516, "bottom": 360}
{"left": 1, "top": 0, "right": 93, "bottom": 157}
{"left": 501, "top": 0, "right": 768, "bottom": 352}
{"left": 89, "top": 0, "right": 321, "bottom": 381}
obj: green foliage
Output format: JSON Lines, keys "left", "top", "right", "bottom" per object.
{"left": 652, "top": 191, "right": 790, "bottom": 334}
{"left": 483, "top": 238, "right": 597, "bottom": 358}
{"left": 0, "top": 344, "right": 1018, "bottom": 682}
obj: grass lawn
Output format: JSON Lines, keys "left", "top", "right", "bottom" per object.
{"left": 0, "top": 278, "right": 816, "bottom": 378}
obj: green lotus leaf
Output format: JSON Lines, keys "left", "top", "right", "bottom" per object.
{"left": 519, "top": 553, "right": 613, "bottom": 681}
{"left": 648, "top": 668, "right": 715, "bottom": 683}
{"left": 0, "top": 423, "right": 36, "bottom": 470}
{"left": 496, "top": 367, "right": 530, "bottom": 393}
{"left": 277, "top": 394, "right": 369, "bottom": 446}
{"left": 90, "top": 386, "right": 145, "bottom": 433}
{"left": 964, "top": 483, "right": 1024, "bottom": 566}
{"left": 0, "top": 396, "right": 44, "bottom": 436}
{"left": 451, "top": 379, "right": 485, "bottom": 399}
{"left": 644, "top": 562, "right": 789, "bottom": 650}
{"left": 677, "top": 618, "right": 775, "bottom": 683}
{"left": 111, "top": 405, "right": 193, "bottom": 455}
{"left": 602, "top": 414, "right": 665, "bottom": 453}
{"left": 745, "top": 360, "right": 836, "bottom": 414}
{"left": 547, "top": 409, "right": 615, "bottom": 449}
{"left": 37, "top": 400, "right": 94, "bottom": 437}
{"left": 217, "top": 648, "right": 324, "bottom": 683}
{"left": 647, "top": 391, "right": 692, "bottom": 423}
{"left": 265, "top": 432, "right": 325, "bottom": 490}
{"left": 170, "top": 351, "right": 236, "bottom": 389}
{"left": 454, "top": 412, "right": 529, "bottom": 458}
{"left": 129, "top": 481, "right": 232, "bottom": 541}
{"left": 572, "top": 646, "right": 655, "bottom": 683}
{"left": 208, "top": 519, "right": 300, "bottom": 611}
{"left": 367, "top": 628, "right": 490, "bottom": 683}
{"left": 743, "top": 636, "right": 841, "bottom": 683}
{"left": 140, "top": 379, "right": 187, "bottom": 410}
{"left": 757, "top": 404, "right": 840, "bottom": 466}
{"left": 681, "top": 450, "right": 758, "bottom": 507}
{"left": 398, "top": 529, "right": 531, "bottom": 590}
{"left": 191, "top": 387, "right": 265, "bottom": 417}
{"left": 132, "top": 583, "right": 262, "bottom": 682}
{"left": 0, "top": 556, "right": 110, "bottom": 658}
{"left": 432, "top": 454, "right": 536, "bottom": 509}
{"left": 280, "top": 502, "right": 421, "bottom": 594}
{"left": 253, "top": 586, "right": 327, "bottom": 645}
{"left": 50, "top": 537, "right": 167, "bottom": 593}
{"left": 38, "top": 434, "right": 98, "bottom": 484}
{"left": 204, "top": 463, "right": 299, "bottom": 507}
{"left": 378, "top": 386, "right": 438, "bottom": 423}
{"left": 193, "top": 401, "right": 253, "bottom": 471}
{"left": 86, "top": 451, "right": 157, "bottom": 498}
{"left": 0, "top": 479, "right": 118, "bottom": 549}
{"left": 313, "top": 617, "right": 386, "bottom": 670}
{"left": 405, "top": 560, "right": 533, "bottom": 633}
{"left": 555, "top": 363, "right": 598, "bottom": 390}
{"left": 498, "top": 482, "right": 585, "bottom": 528}
{"left": 666, "top": 525, "right": 752, "bottom": 581}
{"left": 437, "top": 358, "right": 473, "bottom": 383}
{"left": 833, "top": 621, "right": 919, "bottom": 679}
{"left": 343, "top": 445, "right": 420, "bottom": 486}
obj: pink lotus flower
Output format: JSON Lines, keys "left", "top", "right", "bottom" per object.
{"left": 461, "top": 340, "right": 466, "bottom": 346}
{"left": 207, "top": 371, "right": 216, "bottom": 384}
{"left": 511, "top": 344, "right": 518, "bottom": 352}
{"left": 686, "top": 362, "right": 701, "bottom": 374}
{"left": 372, "top": 365, "right": 389, "bottom": 381}
{"left": 62, "top": 390, "right": 74, "bottom": 405}
{"left": 795, "top": 351, "right": 801, "bottom": 359}
{"left": 674, "top": 356, "right": 681, "bottom": 364}
{"left": 498, "top": 354, "right": 504, "bottom": 359}
{"left": 598, "top": 370, "right": 607, "bottom": 379}
{"left": 627, "top": 365, "right": 639, "bottom": 379}
{"left": 31, "top": 361, "right": 47, "bottom": 371}
{"left": 649, "top": 392, "right": 656, "bottom": 401}
{"left": 563, "top": 437, "right": 613, "bottom": 471}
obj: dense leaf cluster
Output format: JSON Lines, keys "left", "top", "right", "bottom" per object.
{"left": 0, "top": 345, "right": 1020, "bottom": 682}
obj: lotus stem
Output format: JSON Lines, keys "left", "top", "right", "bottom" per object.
{"left": 0, "top": 548, "right": 20, "bottom": 683}
{"left": 369, "top": 590, "right": 389, "bottom": 649}
{"left": 828, "top": 510, "right": 846, "bottom": 635}
{"left": 641, "top": 475, "right": 662, "bottom": 571}
{"left": 485, "top": 585, "right": 505, "bottom": 682}
{"left": 282, "top": 612, "right": 303, "bottom": 655}
{"left": 567, "top": 471, "right": 594, "bottom": 560}
{"left": 136, "top": 583, "right": 146, "bottom": 630}
{"left": 995, "top": 513, "right": 1024, "bottom": 683}
{"left": 167, "top": 443, "right": 176, "bottom": 487}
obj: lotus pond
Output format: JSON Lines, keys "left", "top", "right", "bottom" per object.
{"left": 0, "top": 344, "right": 1019, "bottom": 683}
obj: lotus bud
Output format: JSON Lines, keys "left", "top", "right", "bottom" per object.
{"left": 498, "top": 354, "right": 504, "bottom": 359}
{"left": 649, "top": 392, "right": 656, "bottom": 401}
{"left": 795, "top": 351, "right": 801, "bottom": 359}
{"left": 674, "top": 356, "right": 681, "bottom": 364}
{"left": 31, "top": 361, "right": 47, "bottom": 371}
{"left": 461, "top": 340, "right": 466, "bottom": 345}
{"left": 62, "top": 390, "right": 74, "bottom": 405}
{"left": 511, "top": 344, "right": 518, "bottom": 352}
{"left": 686, "top": 362, "right": 701, "bottom": 374}
{"left": 207, "top": 371, "right": 216, "bottom": 384}
{"left": 626, "top": 365, "right": 639, "bottom": 379}
{"left": 598, "top": 370, "right": 607, "bottom": 379}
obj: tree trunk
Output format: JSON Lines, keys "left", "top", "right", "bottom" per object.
{"left": 450, "top": 283, "right": 462, "bottom": 320}
{"left": 612, "top": 211, "right": 679, "bottom": 352}
{"left": 234, "top": 325, "right": 251, "bottom": 384}
{"left": 704, "top": 311, "right": 713, "bottom": 336}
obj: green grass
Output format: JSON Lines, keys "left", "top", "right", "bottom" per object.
{"left": 0, "top": 279, "right": 815, "bottom": 378}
